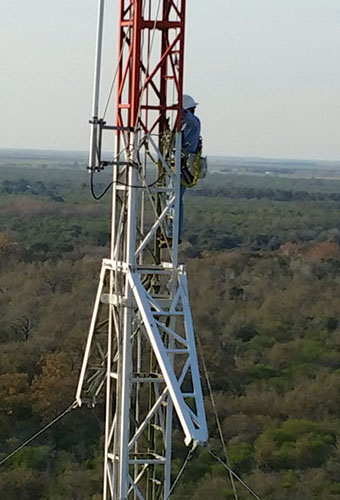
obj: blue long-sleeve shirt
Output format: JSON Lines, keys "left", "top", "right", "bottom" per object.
{"left": 182, "top": 110, "right": 201, "bottom": 154}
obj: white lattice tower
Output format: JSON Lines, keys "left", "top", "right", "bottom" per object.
{"left": 76, "top": 1, "right": 208, "bottom": 499}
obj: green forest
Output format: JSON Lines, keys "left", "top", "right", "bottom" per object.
{"left": 2, "top": 156, "right": 340, "bottom": 499}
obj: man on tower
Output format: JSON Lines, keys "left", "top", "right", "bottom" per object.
{"left": 182, "top": 94, "right": 201, "bottom": 158}
{"left": 170, "top": 94, "right": 204, "bottom": 245}
{"left": 178, "top": 94, "right": 201, "bottom": 240}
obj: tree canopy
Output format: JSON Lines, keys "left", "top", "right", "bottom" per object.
{"left": 2, "top": 160, "right": 340, "bottom": 498}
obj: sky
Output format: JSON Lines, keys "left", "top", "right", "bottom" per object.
{"left": 1, "top": 0, "right": 340, "bottom": 160}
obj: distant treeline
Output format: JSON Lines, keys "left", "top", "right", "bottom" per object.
{"left": 191, "top": 186, "right": 340, "bottom": 203}
{"left": 5, "top": 177, "right": 340, "bottom": 204}
{"left": 0, "top": 179, "right": 64, "bottom": 202}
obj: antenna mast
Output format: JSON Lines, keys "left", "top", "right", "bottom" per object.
{"left": 76, "top": 1, "right": 208, "bottom": 498}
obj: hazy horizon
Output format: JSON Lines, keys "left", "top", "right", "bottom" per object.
{"left": 1, "top": 146, "right": 339, "bottom": 167}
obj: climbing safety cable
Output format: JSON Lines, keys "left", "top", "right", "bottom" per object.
{"left": 0, "top": 401, "right": 78, "bottom": 467}
{"left": 196, "top": 335, "right": 239, "bottom": 500}
{"left": 207, "top": 447, "right": 263, "bottom": 500}
{"left": 165, "top": 443, "right": 197, "bottom": 500}
{"left": 102, "top": 43, "right": 124, "bottom": 121}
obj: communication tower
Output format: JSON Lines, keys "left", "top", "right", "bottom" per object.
{"left": 76, "top": 1, "right": 208, "bottom": 498}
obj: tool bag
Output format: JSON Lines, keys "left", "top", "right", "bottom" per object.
{"left": 181, "top": 143, "right": 208, "bottom": 188}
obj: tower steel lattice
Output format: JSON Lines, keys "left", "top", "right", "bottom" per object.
{"left": 76, "top": 1, "right": 208, "bottom": 498}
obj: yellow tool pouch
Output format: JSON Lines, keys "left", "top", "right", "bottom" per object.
{"left": 181, "top": 151, "right": 208, "bottom": 188}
